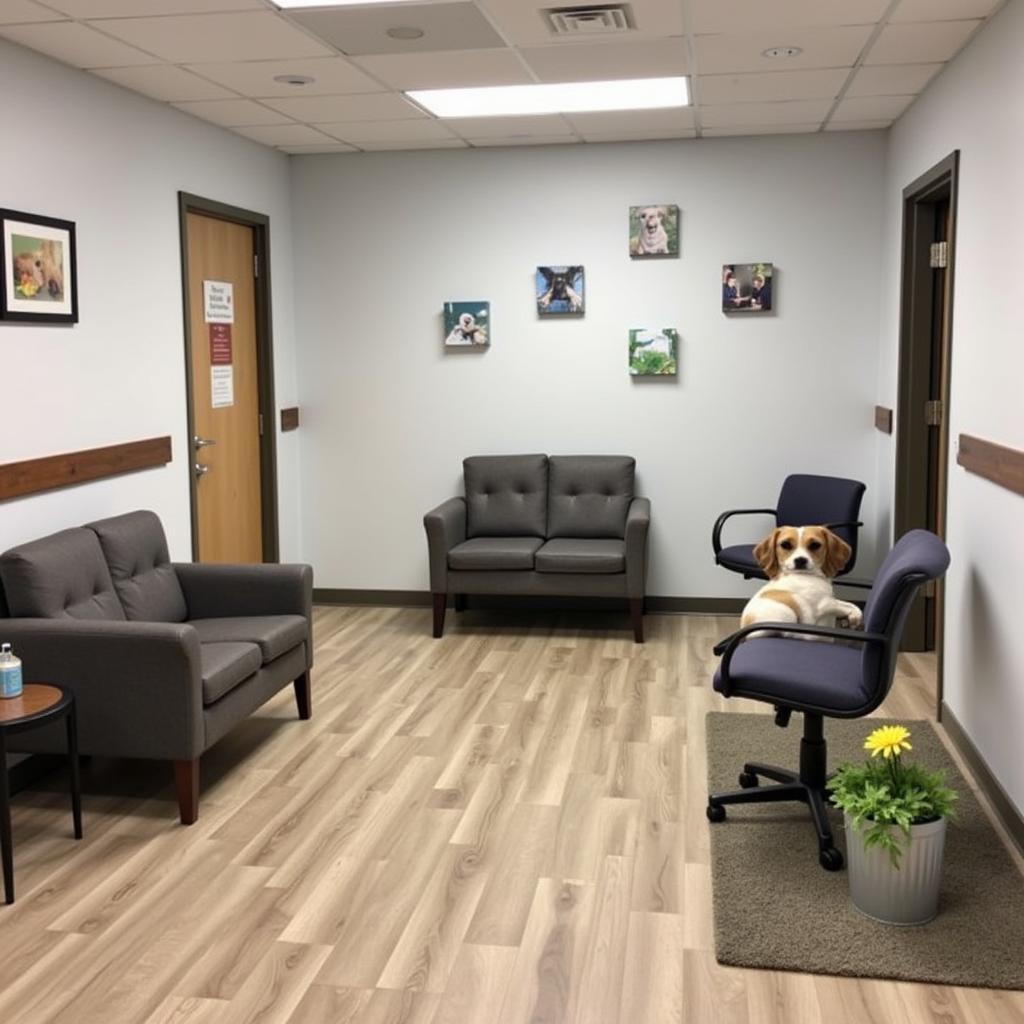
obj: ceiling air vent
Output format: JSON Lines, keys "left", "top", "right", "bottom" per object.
{"left": 545, "top": 5, "right": 635, "bottom": 37}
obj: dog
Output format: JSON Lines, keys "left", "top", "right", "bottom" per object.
{"left": 740, "top": 525, "right": 863, "bottom": 634}
{"left": 537, "top": 266, "right": 583, "bottom": 312}
{"left": 13, "top": 241, "right": 63, "bottom": 300}
{"left": 631, "top": 206, "right": 669, "bottom": 255}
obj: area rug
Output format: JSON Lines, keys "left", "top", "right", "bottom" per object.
{"left": 706, "top": 712, "right": 1024, "bottom": 989}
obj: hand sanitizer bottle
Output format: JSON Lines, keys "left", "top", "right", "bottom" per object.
{"left": 0, "top": 643, "right": 23, "bottom": 698}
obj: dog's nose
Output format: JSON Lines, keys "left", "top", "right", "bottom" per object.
{"left": 793, "top": 556, "right": 809, "bottom": 569}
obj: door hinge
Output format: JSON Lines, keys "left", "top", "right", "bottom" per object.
{"left": 258, "top": 413, "right": 264, "bottom": 436}
{"left": 929, "top": 241, "right": 948, "bottom": 269}
{"left": 253, "top": 253, "right": 259, "bottom": 278}
{"left": 924, "top": 399, "right": 943, "bottom": 427}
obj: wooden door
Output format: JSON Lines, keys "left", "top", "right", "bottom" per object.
{"left": 185, "top": 211, "right": 263, "bottom": 563}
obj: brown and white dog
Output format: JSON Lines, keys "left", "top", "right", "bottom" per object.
{"left": 632, "top": 206, "right": 670, "bottom": 255}
{"left": 740, "top": 526, "right": 862, "bottom": 633}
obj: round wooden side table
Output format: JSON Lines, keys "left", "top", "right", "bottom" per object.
{"left": 0, "top": 684, "right": 83, "bottom": 905}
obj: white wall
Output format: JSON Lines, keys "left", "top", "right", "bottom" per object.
{"left": 0, "top": 40, "right": 302, "bottom": 562}
{"left": 878, "top": 0, "right": 1024, "bottom": 814}
{"left": 292, "top": 132, "right": 887, "bottom": 597}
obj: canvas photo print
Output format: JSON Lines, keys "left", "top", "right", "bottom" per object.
{"left": 443, "top": 301, "right": 489, "bottom": 347}
{"left": 536, "top": 266, "right": 584, "bottom": 316}
{"left": 1, "top": 209, "right": 77, "bottom": 323}
{"left": 629, "top": 328, "right": 678, "bottom": 376}
{"left": 722, "top": 263, "right": 773, "bottom": 313}
{"left": 629, "top": 205, "right": 679, "bottom": 257}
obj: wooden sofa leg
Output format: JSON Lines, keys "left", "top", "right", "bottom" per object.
{"left": 294, "top": 672, "right": 312, "bottom": 720}
{"left": 454, "top": 593, "right": 467, "bottom": 612}
{"left": 432, "top": 593, "right": 447, "bottom": 638}
{"left": 630, "top": 598, "right": 645, "bottom": 644}
{"left": 174, "top": 759, "right": 199, "bottom": 825}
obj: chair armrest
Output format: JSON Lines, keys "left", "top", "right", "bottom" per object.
{"left": 173, "top": 562, "right": 313, "bottom": 622}
{"left": 423, "top": 496, "right": 466, "bottom": 593}
{"left": 0, "top": 618, "right": 204, "bottom": 759}
{"left": 711, "top": 508, "right": 778, "bottom": 556}
{"left": 625, "top": 497, "right": 651, "bottom": 598}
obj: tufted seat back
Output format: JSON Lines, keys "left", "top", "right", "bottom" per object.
{"left": 87, "top": 510, "right": 187, "bottom": 622}
{"left": 547, "top": 456, "right": 635, "bottom": 539}
{"left": 464, "top": 454, "right": 548, "bottom": 538}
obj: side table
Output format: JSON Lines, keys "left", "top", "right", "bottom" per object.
{"left": 0, "top": 684, "right": 83, "bottom": 904}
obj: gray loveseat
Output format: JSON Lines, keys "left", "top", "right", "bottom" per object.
{"left": 424, "top": 454, "right": 650, "bottom": 641}
{"left": 0, "top": 510, "right": 312, "bottom": 824}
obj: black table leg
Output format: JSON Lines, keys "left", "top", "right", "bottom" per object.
{"left": 66, "top": 705, "right": 82, "bottom": 841}
{"left": 0, "top": 731, "right": 13, "bottom": 904}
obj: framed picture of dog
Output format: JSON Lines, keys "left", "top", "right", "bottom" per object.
{"left": 443, "top": 301, "right": 489, "bottom": 348}
{"left": 536, "top": 266, "right": 584, "bottom": 316}
{"left": 629, "top": 205, "right": 679, "bottom": 258}
{"left": 722, "top": 262, "right": 773, "bottom": 313}
{"left": 629, "top": 328, "right": 678, "bottom": 376}
{"left": 0, "top": 209, "right": 78, "bottom": 324}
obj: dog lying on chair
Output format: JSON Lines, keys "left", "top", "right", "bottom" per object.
{"left": 740, "top": 526, "right": 862, "bottom": 633}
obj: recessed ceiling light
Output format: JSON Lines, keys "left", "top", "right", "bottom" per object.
{"left": 386, "top": 26, "right": 425, "bottom": 40}
{"left": 761, "top": 45, "right": 803, "bottom": 59}
{"left": 273, "top": 0, "right": 424, "bottom": 8}
{"left": 408, "top": 76, "right": 690, "bottom": 118}
{"left": 273, "top": 74, "right": 316, "bottom": 86}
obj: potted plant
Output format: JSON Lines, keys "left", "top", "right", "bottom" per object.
{"left": 827, "top": 724, "right": 957, "bottom": 926}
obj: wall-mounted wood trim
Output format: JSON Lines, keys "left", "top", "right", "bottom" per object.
{"left": 280, "top": 407, "right": 299, "bottom": 432}
{"left": 0, "top": 436, "right": 172, "bottom": 502}
{"left": 957, "top": 434, "right": 1024, "bottom": 498}
{"left": 874, "top": 405, "right": 893, "bottom": 434}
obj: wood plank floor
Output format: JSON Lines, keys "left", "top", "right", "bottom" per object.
{"left": 3, "top": 606, "right": 1023, "bottom": 1024}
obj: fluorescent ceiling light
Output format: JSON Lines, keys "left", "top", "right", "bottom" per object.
{"left": 408, "top": 77, "right": 690, "bottom": 118}
{"left": 273, "top": 1, "right": 423, "bottom": 8}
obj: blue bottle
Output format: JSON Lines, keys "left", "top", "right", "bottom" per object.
{"left": 0, "top": 643, "right": 23, "bottom": 698}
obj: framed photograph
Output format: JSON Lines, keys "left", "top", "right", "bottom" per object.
{"left": 443, "top": 301, "right": 489, "bottom": 348}
{"left": 629, "top": 205, "right": 679, "bottom": 258}
{"left": 629, "top": 328, "right": 678, "bottom": 376}
{"left": 536, "top": 266, "right": 584, "bottom": 316}
{"left": 722, "top": 263, "right": 773, "bottom": 314}
{"left": 0, "top": 209, "right": 78, "bottom": 323}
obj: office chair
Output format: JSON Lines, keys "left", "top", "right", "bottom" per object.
{"left": 712, "top": 474, "right": 867, "bottom": 580}
{"left": 706, "top": 529, "right": 950, "bottom": 870}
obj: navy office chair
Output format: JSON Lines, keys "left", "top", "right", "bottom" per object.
{"left": 706, "top": 530, "right": 950, "bottom": 870}
{"left": 712, "top": 474, "right": 867, "bottom": 580}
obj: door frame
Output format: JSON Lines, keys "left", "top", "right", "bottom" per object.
{"left": 178, "top": 192, "right": 279, "bottom": 563}
{"left": 893, "top": 151, "right": 958, "bottom": 716}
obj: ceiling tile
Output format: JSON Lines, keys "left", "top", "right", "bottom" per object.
{"left": 565, "top": 108, "right": 695, "bottom": 134}
{"left": 262, "top": 92, "right": 424, "bottom": 122}
{"left": 846, "top": 63, "right": 943, "bottom": 97}
{"left": 97, "top": 12, "right": 333, "bottom": 63}
{"left": 0, "top": 20, "right": 159, "bottom": 66}
{"left": 279, "top": 143, "right": 359, "bottom": 154}
{"left": 479, "top": 0, "right": 683, "bottom": 47}
{"left": 186, "top": 57, "right": 380, "bottom": 98}
{"left": 352, "top": 49, "right": 532, "bottom": 90}
{"left": 519, "top": 38, "right": 689, "bottom": 82}
{"left": 358, "top": 137, "right": 469, "bottom": 150}
{"left": 93, "top": 64, "right": 235, "bottom": 101}
{"left": 695, "top": 25, "right": 874, "bottom": 74}
{"left": 173, "top": 98, "right": 292, "bottom": 126}
{"left": 46, "top": 0, "right": 262, "bottom": 14}
{"left": 865, "top": 20, "right": 981, "bottom": 64}
{"left": 581, "top": 128, "right": 698, "bottom": 142}
{"left": 289, "top": 2, "right": 504, "bottom": 57}
{"left": 700, "top": 99, "right": 832, "bottom": 127}
{"left": 702, "top": 124, "right": 820, "bottom": 137}
{"left": 445, "top": 114, "right": 573, "bottom": 138}
{"left": 232, "top": 123, "right": 337, "bottom": 146}
{"left": 699, "top": 68, "right": 848, "bottom": 104}
{"left": 691, "top": 0, "right": 889, "bottom": 33}
{"left": 318, "top": 118, "right": 453, "bottom": 143}
{"left": 889, "top": 0, "right": 1000, "bottom": 22}
{"left": 0, "top": 1, "right": 65, "bottom": 24}
{"left": 468, "top": 136, "right": 580, "bottom": 147}
{"left": 824, "top": 120, "right": 891, "bottom": 131}
{"left": 830, "top": 94, "right": 915, "bottom": 122}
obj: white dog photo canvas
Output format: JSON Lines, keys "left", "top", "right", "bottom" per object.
{"left": 629, "top": 205, "right": 679, "bottom": 258}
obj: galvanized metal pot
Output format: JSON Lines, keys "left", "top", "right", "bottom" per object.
{"left": 844, "top": 813, "right": 948, "bottom": 926}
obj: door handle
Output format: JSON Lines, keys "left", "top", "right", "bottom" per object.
{"left": 194, "top": 463, "right": 210, "bottom": 479}
{"left": 193, "top": 435, "right": 217, "bottom": 450}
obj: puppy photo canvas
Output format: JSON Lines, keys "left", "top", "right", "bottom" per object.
{"left": 629, "top": 205, "right": 679, "bottom": 258}
{"left": 536, "top": 266, "right": 584, "bottom": 316}
{"left": 443, "top": 301, "right": 489, "bottom": 348}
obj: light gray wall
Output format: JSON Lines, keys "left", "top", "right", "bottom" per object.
{"left": 878, "top": 1, "right": 1024, "bottom": 815}
{"left": 291, "top": 132, "right": 887, "bottom": 597}
{"left": 0, "top": 39, "right": 302, "bottom": 561}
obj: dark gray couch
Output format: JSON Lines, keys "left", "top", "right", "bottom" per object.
{"left": 424, "top": 454, "right": 650, "bottom": 641}
{"left": 0, "top": 510, "right": 312, "bottom": 824}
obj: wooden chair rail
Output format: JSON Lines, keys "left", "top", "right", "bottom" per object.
{"left": 957, "top": 434, "right": 1024, "bottom": 498}
{"left": 875, "top": 406, "right": 893, "bottom": 434}
{"left": 280, "top": 408, "right": 299, "bottom": 432}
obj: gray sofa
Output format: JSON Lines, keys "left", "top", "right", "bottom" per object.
{"left": 0, "top": 510, "right": 312, "bottom": 824}
{"left": 424, "top": 454, "right": 650, "bottom": 642}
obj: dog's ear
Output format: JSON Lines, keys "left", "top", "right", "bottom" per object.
{"left": 753, "top": 529, "right": 781, "bottom": 578}
{"left": 658, "top": 206, "right": 668, "bottom": 219}
{"left": 823, "top": 529, "right": 852, "bottom": 578}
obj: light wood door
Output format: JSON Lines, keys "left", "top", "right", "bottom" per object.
{"left": 186, "top": 211, "right": 263, "bottom": 563}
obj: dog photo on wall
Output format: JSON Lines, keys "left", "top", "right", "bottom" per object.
{"left": 0, "top": 208, "right": 78, "bottom": 323}
{"left": 536, "top": 266, "right": 584, "bottom": 316}
{"left": 722, "top": 262, "right": 773, "bottom": 313}
{"left": 443, "top": 301, "right": 489, "bottom": 347}
{"left": 629, "top": 205, "right": 679, "bottom": 257}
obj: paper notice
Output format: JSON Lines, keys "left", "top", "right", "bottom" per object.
{"left": 204, "top": 280, "right": 234, "bottom": 323}
{"left": 211, "top": 365, "right": 234, "bottom": 408}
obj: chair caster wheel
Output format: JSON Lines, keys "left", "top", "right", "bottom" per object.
{"left": 819, "top": 847, "right": 844, "bottom": 871}
{"left": 738, "top": 771, "right": 759, "bottom": 789}
{"left": 706, "top": 803, "right": 726, "bottom": 823}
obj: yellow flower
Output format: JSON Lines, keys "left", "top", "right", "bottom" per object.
{"left": 865, "top": 724, "right": 913, "bottom": 759}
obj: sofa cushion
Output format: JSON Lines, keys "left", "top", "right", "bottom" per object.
{"left": 448, "top": 537, "right": 543, "bottom": 571}
{"left": 464, "top": 454, "right": 548, "bottom": 538}
{"left": 189, "top": 615, "right": 307, "bottom": 665}
{"left": 201, "top": 642, "right": 262, "bottom": 705}
{"left": 0, "top": 528, "right": 126, "bottom": 621}
{"left": 548, "top": 456, "right": 635, "bottom": 539}
{"left": 87, "top": 511, "right": 187, "bottom": 623}
{"left": 535, "top": 539, "right": 626, "bottom": 574}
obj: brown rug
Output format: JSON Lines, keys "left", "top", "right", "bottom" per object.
{"left": 706, "top": 712, "right": 1024, "bottom": 989}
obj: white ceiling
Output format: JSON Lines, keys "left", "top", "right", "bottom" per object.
{"left": 0, "top": 0, "right": 1006, "bottom": 153}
